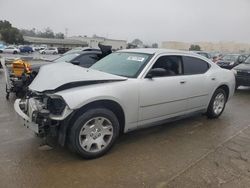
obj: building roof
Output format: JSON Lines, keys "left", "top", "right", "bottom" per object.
{"left": 69, "top": 36, "right": 127, "bottom": 43}
{"left": 23, "top": 36, "right": 87, "bottom": 45}
{"left": 119, "top": 48, "right": 191, "bottom": 55}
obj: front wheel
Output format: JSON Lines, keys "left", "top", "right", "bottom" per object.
{"left": 68, "top": 108, "right": 120, "bottom": 159}
{"left": 206, "top": 88, "right": 227, "bottom": 118}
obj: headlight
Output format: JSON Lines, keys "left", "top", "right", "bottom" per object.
{"left": 46, "top": 95, "right": 66, "bottom": 115}
{"left": 229, "top": 62, "right": 235, "bottom": 66}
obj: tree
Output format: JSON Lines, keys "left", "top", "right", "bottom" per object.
{"left": 189, "top": 44, "right": 201, "bottom": 51}
{"left": 37, "top": 27, "right": 55, "bottom": 38}
{"left": 0, "top": 20, "right": 24, "bottom": 44}
{"left": 21, "top": 27, "right": 65, "bottom": 39}
{"left": 55, "top": 32, "right": 64, "bottom": 39}
{"left": 131, "top": 39, "right": 143, "bottom": 47}
{"left": 152, "top": 43, "right": 158, "bottom": 48}
{"left": 20, "top": 28, "right": 36, "bottom": 37}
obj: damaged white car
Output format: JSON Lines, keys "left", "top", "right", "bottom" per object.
{"left": 14, "top": 49, "right": 235, "bottom": 159}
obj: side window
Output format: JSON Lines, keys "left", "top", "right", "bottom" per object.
{"left": 75, "top": 54, "right": 100, "bottom": 68}
{"left": 151, "top": 55, "right": 182, "bottom": 77}
{"left": 182, "top": 56, "right": 209, "bottom": 75}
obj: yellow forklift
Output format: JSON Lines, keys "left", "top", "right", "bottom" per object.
{"left": 1, "top": 58, "right": 35, "bottom": 99}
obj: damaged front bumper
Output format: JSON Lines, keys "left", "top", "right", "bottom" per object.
{"left": 14, "top": 99, "right": 39, "bottom": 133}
{"left": 14, "top": 96, "right": 73, "bottom": 136}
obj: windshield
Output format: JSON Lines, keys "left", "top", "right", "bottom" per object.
{"left": 90, "top": 52, "right": 151, "bottom": 78}
{"left": 222, "top": 55, "right": 238, "bottom": 62}
{"left": 53, "top": 53, "right": 79, "bottom": 63}
{"left": 244, "top": 56, "right": 250, "bottom": 64}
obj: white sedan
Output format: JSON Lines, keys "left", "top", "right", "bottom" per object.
{"left": 14, "top": 48, "right": 235, "bottom": 159}
{"left": 2, "top": 46, "right": 20, "bottom": 54}
{"left": 39, "top": 47, "right": 58, "bottom": 54}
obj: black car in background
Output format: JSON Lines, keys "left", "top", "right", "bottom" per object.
{"left": 217, "top": 54, "right": 247, "bottom": 69}
{"left": 31, "top": 50, "right": 102, "bottom": 73}
{"left": 233, "top": 56, "right": 250, "bottom": 89}
{"left": 192, "top": 51, "right": 212, "bottom": 59}
{"left": 31, "top": 44, "right": 111, "bottom": 74}
{"left": 57, "top": 47, "right": 70, "bottom": 54}
{"left": 8, "top": 44, "right": 112, "bottom": 98}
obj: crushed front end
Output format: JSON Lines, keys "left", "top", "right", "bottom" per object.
{"left": 14, "top": 92, "right": 73, "bottom": 138}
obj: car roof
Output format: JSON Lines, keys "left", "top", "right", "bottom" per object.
{"left": 118, "top": 48, "right": 195, "bottom": 55}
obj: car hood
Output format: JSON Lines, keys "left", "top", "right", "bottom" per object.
{"left": 29, "top": 62, "right": 127, "bottom": 92}
{"left": 234, "top": 63, "right": 250, "bottom": 71}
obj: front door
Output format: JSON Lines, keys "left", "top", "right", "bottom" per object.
{"left": 138, "top": 55, "right": 189, "bottom": 124}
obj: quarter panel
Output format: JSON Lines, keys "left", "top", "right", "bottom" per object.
{"left": 56, "top": 80, "right": 140, "bottom": 130}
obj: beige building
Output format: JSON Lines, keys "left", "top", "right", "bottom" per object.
{"left": 23, "top": 36, "right": 88, "bottom": 48}
{"left": 68, "top": 36, "right": 127, "bottom": 50}
{"left": 161, "top": 41, "right": 250, "bottom": 53}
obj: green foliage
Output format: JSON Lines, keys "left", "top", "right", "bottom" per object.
{"left": 132, "top": 39, "right": 143, "bottom": 46}
{"left": 189, "top": 44, "right": 201, "bottom": 51}
{"left": 55, "top": 32, "right": 64, "bottom": 39}
{"left": 0, "top": 20, "right": 24, "bottom": 44}
{"left": 20, "top": 27, "right": 64, "bottom": 39}
{"left": 152, "top": 43, "right": 158, "bottom": 48}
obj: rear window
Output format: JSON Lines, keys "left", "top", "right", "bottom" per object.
{"left": 182, "top": 56, "right": 209, "bottom": 75}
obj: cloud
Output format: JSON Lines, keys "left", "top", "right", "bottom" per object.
{"left": 1, "top": 0, "right": 249, "bottom": 43}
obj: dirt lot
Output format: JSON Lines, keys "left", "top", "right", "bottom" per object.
{"left": 0, "top": 65, "right": 250, "bottom": 188}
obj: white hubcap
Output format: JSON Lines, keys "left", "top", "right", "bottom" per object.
{"left": 79, "top": 117, "right": 113, "bottom": 152}
{"left": 213, "top": 93, "right": 225, "bottom": 115}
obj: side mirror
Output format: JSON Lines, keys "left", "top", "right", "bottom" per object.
{"left": 71, "top": 60, "right": 80, "bottom": 65}
{"left": 146, "top": 68, "right": 166, "bottom": 78}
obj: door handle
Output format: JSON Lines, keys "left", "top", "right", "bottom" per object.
{"left": 180, "top": 81, "right": 186, "bottom": 84}
{"left": 211, "top": 78, "right": 216, "bottom": 81}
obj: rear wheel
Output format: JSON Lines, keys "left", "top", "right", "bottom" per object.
{"left": 13, "top": 51, "right": 17, "bottom": 54}
{"left": 207, "top": 88, "right": 227, "bottom": 118}
{"left": 68, "top": 108, "right": 120, "bottom": 159}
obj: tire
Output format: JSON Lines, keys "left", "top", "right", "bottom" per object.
{"left": 206, "top": 88, "right": 227, "bottom": 119}
{"left": 68, "top": 108, "right": 120, "bottom": 159}
{"left": 5, "top": 84, "right": 10, "bottom": 100}
{"left": 13, "top": 51, "right": 17, "bottom": 54}
{"left": 235, "top": 84, "right": 239, "bottom": 91}
{"left": 53, "top": 52, "right": 57, "bottom": 55}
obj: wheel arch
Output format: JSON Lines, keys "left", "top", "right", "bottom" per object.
{"left": 58, "top": 99, "right": 126, "bottom": 146}
{"left": 216, "top": 84, "right": 230, "bottom": 101}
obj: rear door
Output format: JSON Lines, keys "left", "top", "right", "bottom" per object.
{"left": 181, "top": 56, "right": 211, "bottom": 110}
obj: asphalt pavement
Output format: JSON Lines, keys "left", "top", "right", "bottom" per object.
{"left": 0, "top": 55, "right": 250, "bottom": 188}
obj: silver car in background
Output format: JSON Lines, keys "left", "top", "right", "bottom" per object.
{"left": 14, "top": 48, "right": 235, "bottom": 159}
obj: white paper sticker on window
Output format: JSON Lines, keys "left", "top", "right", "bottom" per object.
{"left": 127, "top": 56, "right": 145, "bottom": 62}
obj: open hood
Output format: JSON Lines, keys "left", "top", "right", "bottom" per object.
{"left": 29, "top": 62, "right": 127, "bottom": 92}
